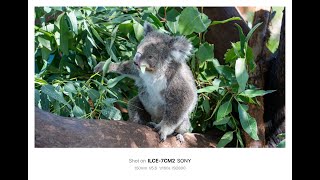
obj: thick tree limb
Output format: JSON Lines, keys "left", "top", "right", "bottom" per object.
{"left": 35, "top": 107, "right": 216, "bottom": 148}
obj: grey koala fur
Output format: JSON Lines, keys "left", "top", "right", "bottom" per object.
{"left": 94, "top": 23, "right": 197, "bottom": 143}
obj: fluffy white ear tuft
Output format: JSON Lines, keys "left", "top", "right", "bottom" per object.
{"left": 144, "top": 22, "right": 154, "bottom": 36}
{"left": 169, "top": 36, "right": 193, "bottom": 63}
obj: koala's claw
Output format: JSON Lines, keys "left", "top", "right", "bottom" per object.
{"left": 159, "top": 134, "right": 166, "bottom": 143}
{"left": 146, "top": 122, "right": 157, "bottom": 129}
{"left": 176, "top": 134, "right": 185, "bottom": 143}
{"left": 154, "top": 125, "right": 161, "bottom": 132}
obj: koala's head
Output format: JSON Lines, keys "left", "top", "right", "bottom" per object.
{"left": 133, "top": 22, "right": 192, "bottom": 73}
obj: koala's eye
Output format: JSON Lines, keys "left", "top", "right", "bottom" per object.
{"left": 148, "top": 55, "right": 153, "bottom": 59}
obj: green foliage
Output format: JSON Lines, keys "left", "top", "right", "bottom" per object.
{"left": 217, "top": 131, "right": 234, "bottom": 148}
{"left": 34, "top": 7, "right": 275, "bottom": 147}
{"left": 276, "top": 133, "right": 285, "bottom": 148}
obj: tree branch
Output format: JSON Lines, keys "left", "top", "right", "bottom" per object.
{"left": 35, "top": 107, "right": 217, "bottom": 148}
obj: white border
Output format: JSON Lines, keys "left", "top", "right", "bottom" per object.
{"left": 29, "top": 1, "right": 292, "bottom": 180}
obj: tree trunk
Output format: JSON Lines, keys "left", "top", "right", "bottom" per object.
{"left": 237, "top": 7, "right": 273, "bottom": 147}
{"left": 203, "top": 7, "right": 285, "bottom": 147}
{"left": 35, "top": 107, "right": 217, "bottom": 148}
{"left": 203, "top": 7, "right": 250, "bottom": 63}
{"left": 263, "top": 9, "right": 285, "bottom": 147}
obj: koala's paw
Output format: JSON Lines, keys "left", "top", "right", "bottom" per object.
{"left": 158, "top": 128, "right": 171, "bottom": 143}
{"left": 93, "top": 61, "right": 105, "bottom": 73}
{"left": 175, "top": 134, "right": 185, "bottom": 143}
{"left": 147, "top": 122, "right": 161, "bottom": 132}
{"left": 146, "top": 122, "right": 157, "bottom": 129}
{"left": 159, "top": 133, "right": 167, "bottom": 143}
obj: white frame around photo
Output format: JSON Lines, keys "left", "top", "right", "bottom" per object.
{"left": 29, "top": 1, "right": 292, "bottom": 180}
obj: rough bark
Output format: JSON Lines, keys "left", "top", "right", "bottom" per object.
{"left": 35, "top": 107, "right": 216, "bottom": 148}
{"left": 203, "top": 7, "right": 250, "bottom": 63}
{"left": 246, "top": 7, "right": 272, "bottom": 147}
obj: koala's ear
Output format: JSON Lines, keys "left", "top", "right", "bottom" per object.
{"left": 169, "top": 36, "right": 193, "bottom": 62}
{"left": 144, "top": 22, "right": 154, "bottom": 36}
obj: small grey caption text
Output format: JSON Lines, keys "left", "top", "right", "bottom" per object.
{"left": 129, "top": 158, "right": 191, "bottom": 171}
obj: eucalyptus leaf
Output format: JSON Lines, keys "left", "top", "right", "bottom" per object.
{"left": 166, "top": 19, "right": 179, "bottom": 34}
{"left": 236, "top": 130, "right": 244, "bottom": 147}
{"left": 224, "top": 42, "right": 240, "bottom": 63}
{"left": 35, "top": 89, "right": 40, "bottom": 107}
{"left": 148, "top": 13, "right": 163, "bottom": 27}
{"left": 38, "top": 36, "right": 52, "bottom": 51}
{"left": 234, "top": 23, "right": 246, "bottom": 55}
{"left": 197, "top": 78, "right": 221, "bottom": 93}
{"left": 217, "top": 131, "right": 234, "bottom": 147}
{"left": 213, "top": 116, "right": 230, "bottom": 126}
{"left": 75, "top": 95, "right": 90, "bottom": 114}
{"left": 35, "top": 77, "right": 48, "bottom": 85}
{"left": 40, "top": 93, "right": 50, "bottom": 111}
{"left": 102, "top": 58, "right": 112, "bottom": 78}
{"left": 217, "top": 100, "right": 232, "bottom": 120}
{"left": 41, "top": 47, "right": 51, "bottom": 62}
{"left": 103, "top": 98, "right": 117, "bottom": 106}
{"left": 110, "top": 25, "right": 119, "bottom": 49}
{"left": 238, "top": 103, "right": 259, "bottom": 140}
{"left": 59, "top": 14, "right": 69, "bottom": 55}
{"left": 235, "top": 58, "right": 248, "bottom": 93}
{"left": 178, "top": 7, "right": 211, "bottom": 35}
{"left": 64, "top": 82, "right": 77, "bottom": 94}
{"left": 41, "top": 85, "right": 71, "bottom": 109}
{"left": 216, "top": 65, "right": 235, "bottom": 81}
{"left": 67, "top": 11, "right": 78, "bottom": 34}
{"left": 86, "top": 35, "right": 97, "bottom": 49}
{"left": 101, "top": 106, "right": 122, "bottom": 120}
{"left": 210, "top": 17, "right": 241, "bottom": 26}
{"left": 235, "top": 95, "right": 256, "bottom": 104}
{"left": 107, "top": 75, "right": 127, "bottom": 88}
{"left": 216, "top": 124, "right": 227, "bottom": 131}
{"left": 239, "top": 89, "right": 276, "bottom": 98}
{"left": 166, "top": 8, "right": 180, "bottom": 22}
{"left": 196, "top": 42, "right": 214, "bottom": 62}
{"left": 133, "top": 19, "right": 144, "bottom": 42}
{"left": 44, "top": 7, "right": 52, "bottom": 13}
{"left": 73, "top": 105, "right": 85, "bottom": 117}
{"left": 53, "top": 100, "right": 61, "bottom": 115}
{"left": 246, "top": 22, "right": 263, "bottom": 42}
{"left": 197, "top": 86, "right": 218, "bottom": 93}
{"left": 90, "top": 26, "right": 105, "bottom": 45}
{"left": 87, "top": 89, "right": 100, "bottom": 103}
{"left": 202, "top": 98, "right": 210, "bottom": 115}
{"left": 277, "top": 140, "right": 285, "bottom": 148}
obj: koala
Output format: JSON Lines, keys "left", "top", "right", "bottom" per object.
{"left": 94, "top": 23, "right": 197, "bottom": 143}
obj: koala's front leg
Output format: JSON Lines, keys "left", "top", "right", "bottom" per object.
{"left": 93, "top": 61, "right": 140, "bottom": 78}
